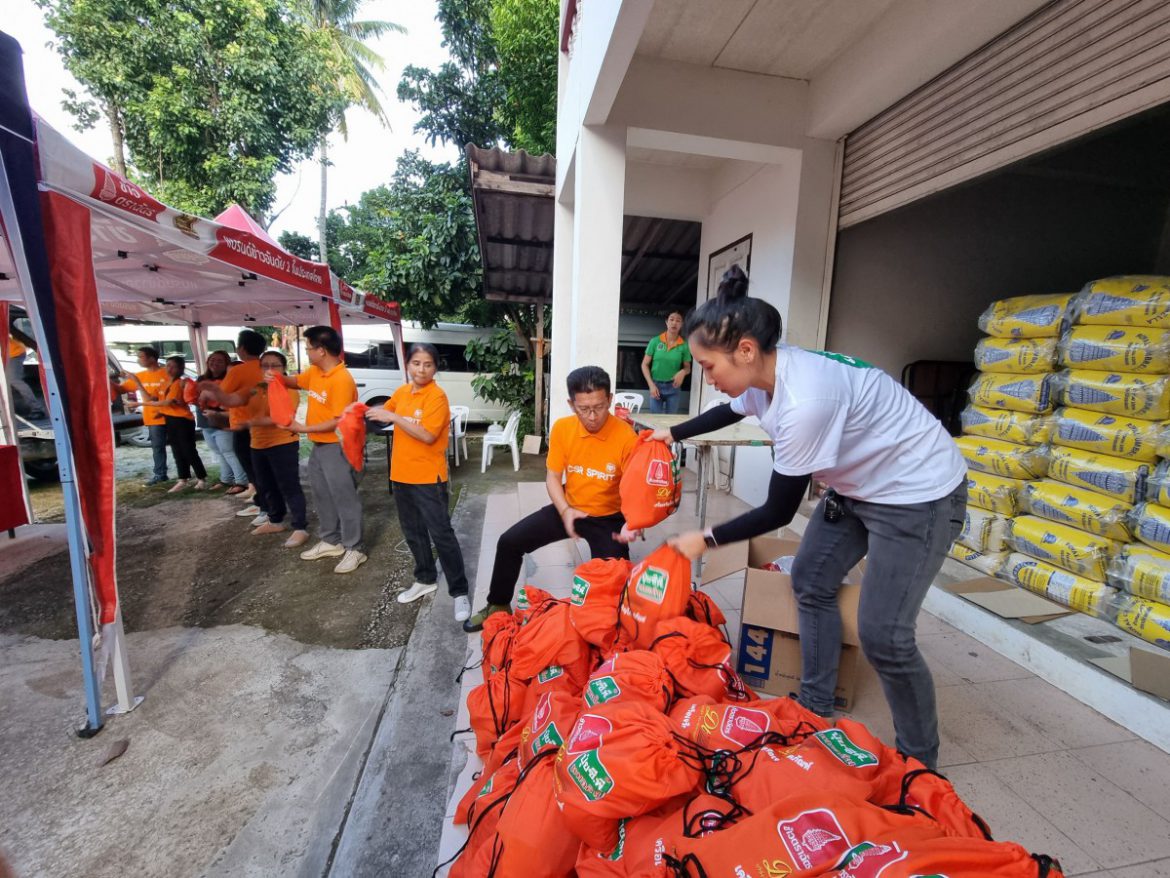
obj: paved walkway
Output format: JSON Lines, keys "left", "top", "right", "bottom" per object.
{"left": 439, "top": 472, "right": 1170, "bottom": 878}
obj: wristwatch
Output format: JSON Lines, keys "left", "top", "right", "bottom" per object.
{"left": 703, "top": 530, "right": 718, "bottom": 550}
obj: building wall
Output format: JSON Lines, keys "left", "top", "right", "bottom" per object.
{"left": 827, "top": 171, "right": 1170, "bottom": 377}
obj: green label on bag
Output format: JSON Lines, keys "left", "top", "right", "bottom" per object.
{"left": 584, "top": 676, "right": 621, "bottom": 706}
{"left": 635, "top": 566, "right": 668, "bottom": 604}
{"left": 476, "top": 776, "right": 493, "bottom": 798}
{"left": 537, "top": 665, "right": 563, "bottom": 683}
{"left": 571, "top": 575, "right": 590, "bottom": 606}
{"left": 603, "top": 818, "right": 628, "bottom": 861}
{"left": 533, "top": 721, "right": 563, "bottom": 754}
{"left": 814, "top": 729, "right": 878, "bottom": 767}
{"left": 567, "top": 750, "right": 614, "bottom": 801}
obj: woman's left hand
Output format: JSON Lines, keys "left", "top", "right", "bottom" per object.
{"left": 668, "top": 530, "right": 708, "bottom": 560}
{"left": 613, "top": 524, "right": 643, "bottom": 544}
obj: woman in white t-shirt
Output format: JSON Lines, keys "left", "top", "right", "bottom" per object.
{"left": 648, "top": 266, "right": 967, "bottom": 769}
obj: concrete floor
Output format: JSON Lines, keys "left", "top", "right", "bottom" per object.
{"left": 438, "top": 469, "right": 1170, "bottom": 878}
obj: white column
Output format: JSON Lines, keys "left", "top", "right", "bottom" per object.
{"left": 786, "top": 137, "right": 842, "bottom": 349}
{"left": 569, "top": 124, "right": 626, "bottom": 391}
{"left": 549, "top": 193, "right": 575, "bottom": 422}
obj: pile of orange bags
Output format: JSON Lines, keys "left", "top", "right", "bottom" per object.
{"left": 444, "top": 545, "right": 1065, "bottom": 878}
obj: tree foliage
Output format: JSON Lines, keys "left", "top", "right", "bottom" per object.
{"left": 491, "top": 0, "right": 558, "bottom": 155}
{"left": 38, "top": 0, "right": 346, "bottom": 218}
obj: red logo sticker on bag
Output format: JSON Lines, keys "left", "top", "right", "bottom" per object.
{"left": 566, "top": 714, "right": 613, "bottom": 755}
{"left": 776, "top": 809, "right": 853, "bottom": 870}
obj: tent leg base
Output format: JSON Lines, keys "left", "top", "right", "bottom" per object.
{"left": 76, "top": 721, "right": 104, "bottom": 739}
{"left": 106, "top": 695, "right": 144, "bottom": 716}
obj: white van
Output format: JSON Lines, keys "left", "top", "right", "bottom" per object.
{"left": 344, "top": 322, "right": 512, "bottom": 424}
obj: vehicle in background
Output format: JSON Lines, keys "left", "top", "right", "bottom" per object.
{"left": 344, "top": 322, "right": 514, "bottom": 423}
{"left": 103, "top": 323, "right": 239, "bottom": 364}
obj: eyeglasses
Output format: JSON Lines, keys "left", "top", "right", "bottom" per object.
{"left": 574, "top": 404, "right": 609, "bottom": 417}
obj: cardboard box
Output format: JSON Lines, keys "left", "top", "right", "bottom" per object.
{"left": 1090, "top": 646, "right": 1170, "bottom": 702}
{"left": 936, "top": 576, "right": 1071, "bottom": 624}
{"left": 702, "top": 536, "right": 866, "bottom": 710}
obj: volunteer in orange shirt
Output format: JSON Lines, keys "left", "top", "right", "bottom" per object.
{"left": 120, "top": 345, "right": 171, "bottom": 486}
{"left": 198, "top": 329, "right": 268, "bottom": 524}
{"left": 6, "top": 330, "right": 45, "bottom": 419}
{"left": 270, "top": 325, "right": 365, "bottom": 575}
{"left": 463, "top": 365, "right": 638, "bottom": 632}
{"left": 132, "top": 355, "right": 207, "bottom": 492}
{"left": 365, "top": 343, "right": 470, "bottom": 622}
{"left": 240, "top": 350, "right": 309, "bottom": 548}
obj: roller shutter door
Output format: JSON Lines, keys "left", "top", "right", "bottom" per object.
{"left": 839, "top": 0, "right": 1170, "bottom": 228}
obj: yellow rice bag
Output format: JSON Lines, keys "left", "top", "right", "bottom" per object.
{"left": 965, "top": 471, "right": 1027, "bottom": 516}
{"left": 947, "top": 545, "right": 1006, "bottom": 577}
{"left": 968, "top": 373, "right": 1055, "bottom": 415}
{"left": 956, "top": 506, "right": 1011, "bottom": 553}
{"left": 1149, "top": 460, "right": 1170, "bottom": 506}
{"left": 1107, "top": 544, "right": 1170, "bottom": 606}
{"left": 1059, "top": 325, "right": 1170, "bottom": 374}
{"left": 1047, "top": 446, "right": 1149, "bottom": 504}
{"left": 960, "top": 406, "right": 1050, "bottom": 445}
{"left": 1073, "top": 276, "right": 1170, "bottom": 329}
{"left": 1020, "top": 479, "right": 1132, "bottom": 541}
{"left": 978, "top": 293, "right": 1073, "bottom": 338}
{"left": 1005, "top": 515, "right": 1117, "bottom": 582}
{"left": 1158, "top": 425, "right": 1170, "bottom": 460}
{"left": 1058, "top": 370, "right": 1170, "bottom": 419}
{"left": 973, "top": 337, "right": 1058, "bottom": 373}
{"left": 1111, "top": 595, "right": 1170, "bottom": 648}
{"left": 1131, "top": 501, "right": 1170, "bottom": 555}
{"left": 1049, "top": 406, "right": 1161, "bottom": 462}
{"left": 1000, "top": 552, "right": 1116, "bottom": 617}
{"left": 955, "top": 436, "right": 1048, "bottom": 479}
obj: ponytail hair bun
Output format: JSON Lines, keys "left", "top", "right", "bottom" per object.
{"left": 717, "top": 265, "right": 749, "bottom": 303}
{"left": 684, "top": 265, "right": 781, "bottom": 354}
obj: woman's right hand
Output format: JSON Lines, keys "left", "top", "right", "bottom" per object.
{"left": 364, "top": 407, "right": 393, "bottom": 424}
{"left": 648, "top": 384, "right": 661, "bottom": 400}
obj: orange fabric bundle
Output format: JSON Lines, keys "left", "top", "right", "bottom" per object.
{"left": 515, "top": 584, "right": 554, "bottom": 623}
{"left": 654, "top": 789, "right": 949, "bottom": 876}
{"left": 266, "top": 378, "right": 295, "bottom": 426}
{"left": 510, "top": 601, "right": 593, "bottom": 688}
{"left": 480, "top": 611, "right": 520, "bottom": 682}
{"left": 488, "top": 754, "right": 582, "bottom": 878}
{"left": 582, "top": 650, "right": 673, "bottom": 713}
{"left": 685, "top": 590, "right": 727, "bottom": 629}
{"left": 182, "top": 377, "right": 199, "bottom": 405}
{"left": 651, "top": 617, "right": 753, "bottom": 703}
{"left": 826, "top": 835, "right": 1064, "bottom": 877}
{"left": 518, "top": 689, "right": 581, "bottom": 770}
{"left": 454, "top": 756, "right": 521, "bottom": 826}
{"left": 620, "top": 432, "right": 681, "bottom": 529}
{"left": 569, "top": 558, "right": 631, "bottom": 651}
{"left": 894, "top": 765, "right": 995, "bottom": 841}
{"left": 339, "top": 402, "right": 368, "bottom": 471}
{"left": 467, "top": 667, "right": 529, "bottom": 758}
{"left": 553, "top": 701, "right": 701, "bottom": 852}
{"left": 448, "top": 759, "right": 520, "bottom": 876}
{"left": 619, "top": 544, "right": 693, "bottom": 649}
{"left": 672, "top": 697, "right": 786, "bottom": 752}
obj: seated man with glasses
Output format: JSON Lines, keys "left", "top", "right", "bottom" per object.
{"left": 463, "top": 365, "right": 639, "bottom": 632}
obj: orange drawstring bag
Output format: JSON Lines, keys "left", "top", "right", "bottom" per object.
{"left": 651, "top": 617, "right": 754, "bottom": 704}
{"left": 569, "top": 558, "right": 631, "bottom": 651}
{"left": 266, "top": 378, "right": 295, "bottom": 426}
{"left": 479, "top": 612, "right": 520, "bottom": 682}
{"left": 620, "top": 432, "right": 682, "bottom": 530}
{"left": 582, "top": 650, "right": 673, "bottom": 713}
{"left": 552, "top": 701, "right": 702, "bottom": 852}
{"left": 510, "top": 602, "right": 593, "bottom": 688}
{"left": 574, "top": 793, "right": 695, "bottom": 878}
{"left": 825, "top": 835, "right": 1065, "bottom": 877}
{"left": 454, "top": 756, "right": 521, "bottom": 826}
{"left": 671, "top": 697, "right": 790, "bottom": 752}
{"left": 891, "top": 765, "right": 995, "bottom": 841}
{"left": 182, "top": 377, "right": 199, "bottom": 405}
{"left": 515, "top": 584, "right": 554, "bottom": 625}
{"left": 486, "top": 753, "right": 582, "bottom": 878}
{"left": 339, "top": 402, "right": 368, "bottom": 471}
{"left": 467, "top": 666, "right": 529, "bottom": 757}
{"left": 685, "top": 590, "right": 727, "bottom": 629}
{"left": 619, "top": 544, "right": 693, "bottom": 649}
{"left": 446, "top": 759, "right": 521, "bottom": 876}
{"left": 518, "top": 689, "right": 581, "bottom": 770}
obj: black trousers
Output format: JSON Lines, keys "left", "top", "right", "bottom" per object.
{"left": 394, "top": 480, "right": 469, "bottom": 596}
{"left": 233, "top": 428, "right": 265, "bottom": 511}
{"left": 487, "top": 504, "right": 627, "bottom": 606}
{"left": 253, "top": 442, "right": 307, "bottom": 530}
{"left": 164, "top": 416, "right": 206, "bottom": 480}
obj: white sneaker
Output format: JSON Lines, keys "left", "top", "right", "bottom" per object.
{"left": 235, "top": 505, "right": 260, "bottom": 517}
{"left": 300, "top": 541, "right": 345, "bottom": 561}
{"left": 397, "top": 581, "right": 438, "bottom": 604}
{"left": 334, "top": 549, "right": 368, "bottom": 574}
{"left": 250, "top": 512, "right": 270, "bottom": 527}
{"left": 454, "top": 595, "right": 471, "bottom": 622}
{"left": 283, "top": 529, "right": 310, "bottom": 548}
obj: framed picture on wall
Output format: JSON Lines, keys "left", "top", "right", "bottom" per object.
{"left": 706, "top": 234, "right": 752, "bottom": 302}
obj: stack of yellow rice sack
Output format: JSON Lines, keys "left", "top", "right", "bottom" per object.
{"left": 951, "top": 293, "right": 1068, "bottom": 577}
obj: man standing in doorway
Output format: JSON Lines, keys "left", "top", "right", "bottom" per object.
{"left": 120, "top": 346, "right": 170, "bottom": 486}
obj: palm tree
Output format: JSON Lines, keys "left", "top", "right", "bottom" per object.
{"left": 310, "top": 0, "right": 405, "bottom": 265}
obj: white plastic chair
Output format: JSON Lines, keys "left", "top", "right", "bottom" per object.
{"left": 450, "top": 405, "right": 470, "bottom": 465}
{"left": 613, "top": 392, "right": 643, "bottom": 414}
{"left": 482, "top": 410, "right": 521, "bottom": 473}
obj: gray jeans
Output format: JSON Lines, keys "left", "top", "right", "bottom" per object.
{"left": 790, "top": 481, "right": 967, "bottom": 768}
{"left": 307, "top": 442, "right": 363, "bottom": 550}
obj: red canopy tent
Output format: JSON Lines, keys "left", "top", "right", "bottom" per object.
{"left": 0, "top": 32, "right": 404, "bottom": 733}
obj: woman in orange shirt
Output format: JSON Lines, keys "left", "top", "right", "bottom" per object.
{"left": 364, "top": 343, "right": 470, "bottom": 623}
{"left": 134, "top": 355, "right": 207, "bottom": 492}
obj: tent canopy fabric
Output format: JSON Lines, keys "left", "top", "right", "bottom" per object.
{"left": 0, "top": 116, "right": 400, "bottom": 329}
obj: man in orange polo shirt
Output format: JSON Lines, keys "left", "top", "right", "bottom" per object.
{"left": 120, "top": 346, "right": 170, "bottom": 486}
{"left": 464, "top": 365, "right": 638, "bottom": 632}
{"left": 271, "top": 325, "right": 364, "bottom": 574}
{"left": 6, "top": 329, "right": 45, "bottom": 419}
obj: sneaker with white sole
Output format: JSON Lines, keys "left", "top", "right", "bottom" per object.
{"left": 397, "top": 582, "right": 438, "bottom": 604}
{"left": 454, "top": 595, "right": 471, "bottom": 622}
{"left": 235, "top": 505, "right": 261, "bottom": 517}
{"left": 236, "top": 487, "right": 257, "bottom": 501}
{"left": 250, "top": 513, "right": 270, "bottom": 527}
{"left": 283, "top": 529, "right": 310, "bottom": 548}
{"left": 333, "top": 549, "right": 368, "bottom": 574}
{"left": 300, "top": 540, "right": 345, "bottom": 561}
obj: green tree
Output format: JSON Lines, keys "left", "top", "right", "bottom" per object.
{"left": 490, "top": 0, "right": 558, "bottom": 154}
{"left": 39, "top": 0, "right": 345, "bottom": 218}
